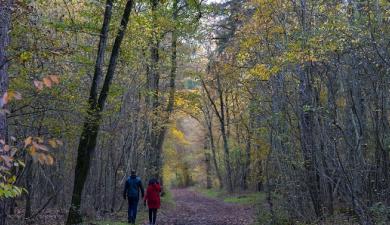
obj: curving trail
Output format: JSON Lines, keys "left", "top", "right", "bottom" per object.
{"left": 155, "top": 189, "right": 254, "bottom": 225}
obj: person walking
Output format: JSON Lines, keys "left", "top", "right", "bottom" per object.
{"left": 144, "top": 178, "right": 161, "bottom": 225}
{"left": 123, "top": 170, "right": 144, "bottom": 224}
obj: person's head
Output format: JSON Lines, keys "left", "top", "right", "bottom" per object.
{"left": 131, "top": 169, "right": 136, "bottom": 176}
{"left": 148, "top": 178, "right": 157, "bottom": 185}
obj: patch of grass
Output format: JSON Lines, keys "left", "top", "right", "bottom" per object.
{"left": 92, "top": 221, "right": 128, "bottom": 225}
{"left": 198, "top": 187, "right": 224, "bottom": 199}
{"left": 89, "top": 207, "right": 148, "bottom": 225}
{"left": 255, "top": 204, "right": 291, "bottom": 225}
{"left": 224, "top": 192, "right": 265, "bottom": 205}
{"left": 196, "top": 187, "right": 265, "bottom": 205}
{"left": 161, "top": 188, "right": 175, "bottom": 207}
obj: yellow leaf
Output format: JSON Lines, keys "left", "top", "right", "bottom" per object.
{"left": 29, "top": 146, "right": 36, "bottom": 155}
{"left": 20, "top": 51, "right": 32, "bottom": 62}
{"left": 249, "top": 64, "right": 270, "bottom": 80}
{"left": 170, "top": 127, "right": 189, "bottom": 145}
{"left": 48, "top": 139, "right": 58, "bottom": 148}
{"left": 24, "top": 136, "right": 33, "bottom": 147}
{"left": 46, "top": 155, "right": 54, "bottom": 165}
{"left": 36, "top": 137, "right": 44, "bottom": 143}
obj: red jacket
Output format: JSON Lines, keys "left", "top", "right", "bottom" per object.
{"left": 144, "top": 183, "right": 161, "bottom": 209}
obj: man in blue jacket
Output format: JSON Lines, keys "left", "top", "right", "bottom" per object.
{"left": 123, "top": 170, "right": 144, "bottom": 224}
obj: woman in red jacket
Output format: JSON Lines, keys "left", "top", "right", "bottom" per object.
{"left": 144, "top": 178, "right": 161, "bottom": 225}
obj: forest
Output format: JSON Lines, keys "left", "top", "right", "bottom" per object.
{"left": 0, "top": 0, "right": 390, "bottom": 225}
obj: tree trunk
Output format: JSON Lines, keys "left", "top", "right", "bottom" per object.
{"left": 205, "top": 110, "right": 223, "bottom": 189}
{"left": 297, "top": 66, "right": 323, "bottom": 218}
{"left": 24, "top": 158, "right": 33, "bottom": 219}
{"left": 242, "top": 133, "right": 251, "bottom": 190}
{"left": 66, "top": 1, "right": 134, "bottom": 223}
{"left": 204, "top": 137, "right": 212, "bottom": 189}
{"left": 145, "top": 0, "right": 161, "bottom": 180}
{"left": 0, "top": 1, "right": 12, "bottom": 224}
{"left": 216, "top": 74, "right": 233, "bottom": 192}
{"left": 266, "top": 131, "right": 276, "bottom": 225}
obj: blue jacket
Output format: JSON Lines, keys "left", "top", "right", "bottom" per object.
{"left": 123, "top": 175, "right": 144, "bottom": 199}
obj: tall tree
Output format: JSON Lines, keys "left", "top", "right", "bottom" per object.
{"left": 66, "top": 0, "right": 134, "bottom": 223}
{"left": 145, "top": 0, "right": 162, "bottom": 180}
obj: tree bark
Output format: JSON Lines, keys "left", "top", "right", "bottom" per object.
{"left": 0, "top": 1, "right": 12, "bottom": 224}
{"left": 216, "top": 74, "right": 233, "bottom": 192}
{"left": 24, "top": 158, "right": 33, "bottom": 219}
{"left": 297, "top": 66, "right": 323, "bottom": 218}
{"left": 204, "top": 137, "right": 212, "bottom": 189}
{"left": 202, "top": 103, "right": 223, "bottom": 189}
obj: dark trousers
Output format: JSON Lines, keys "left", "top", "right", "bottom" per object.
{"left": 149, "top": 208, "right": 158, "bottom": 225}
{"left": 127, "top": 196, "right": 139, "bottom": 223}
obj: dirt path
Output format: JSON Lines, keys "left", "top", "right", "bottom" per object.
{"left": 156, "top": 189, "right": 255, "bottom": 225}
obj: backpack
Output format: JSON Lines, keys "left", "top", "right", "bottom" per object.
{"left": 126, "top": 176, "right": 141, "bottom": 198}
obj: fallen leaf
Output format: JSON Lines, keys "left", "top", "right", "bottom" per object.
{"left": 24, "top": 136, "right": 33, "bottom": 147}
{"left": 34, "top": 80, "right": 44, "bottom": 91}
{"left": 56, "top": 139, "right": 64, "bottom": 146}
{"left": 36, "top": 137, "right": 44, "bottom": 143}
{"left": 43, "top": 77, "right": 52, "bottom": 88}
{"left": 29, "top": 146, "right": 36, "bottom": 155}
{"left": 33, "top": 141, "right": 49, "bottom": 151}
{"left": 0, "top": 155, "right": 13, "bottom": 167}
{"left": 2, "top": 92, "right": 9, "bottom": 105}
{"left": 48, "top": 139, "right": 58, "bottom": 148}
{"left": 38, "top": 153, "right": 46, "bottom": 164}
{"left": 46, "top": 155, "right": 54, "bottom": 165}
{"left": 49, "top": 75, "right": 60, "bottom": 84}
{"left": 13, "top": 91, "right": 22, "bottom": 100}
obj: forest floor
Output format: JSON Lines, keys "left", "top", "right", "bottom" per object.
{"left": 156, "top": 188, "right": 255, "bottom": 225}
{"left": 7, "top": 188, "right": 256, "bottom": 225}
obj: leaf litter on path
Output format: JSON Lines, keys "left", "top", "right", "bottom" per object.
{"left": 155, "top": 188, "right": 254, "bottom": 225}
